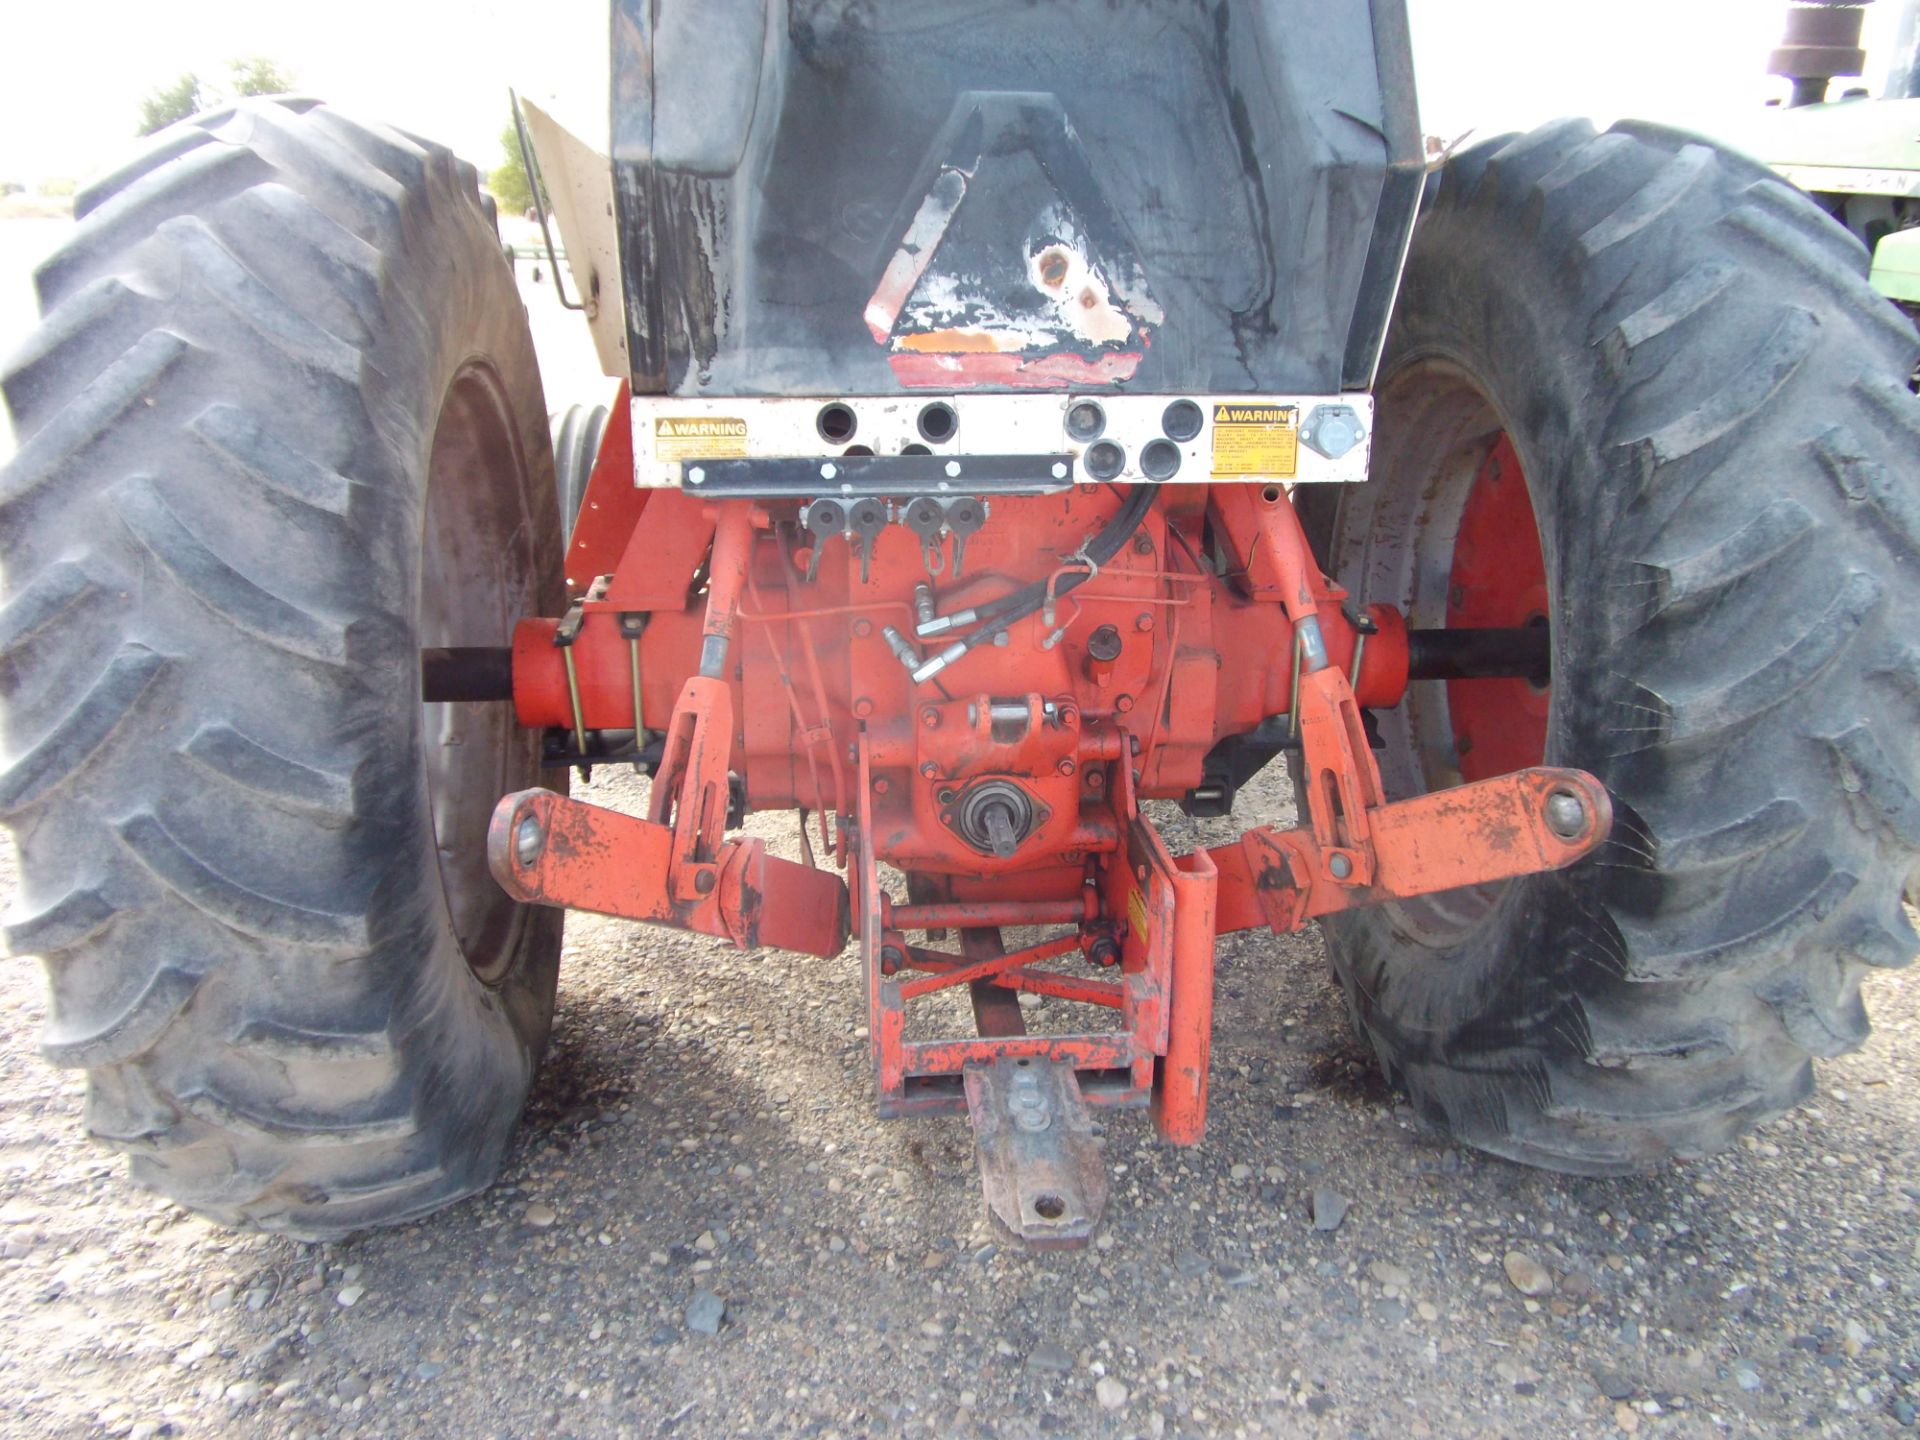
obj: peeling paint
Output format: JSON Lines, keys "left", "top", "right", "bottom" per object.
{"left": 863, "top": 168, "right": 968, "bottom": 343}
{"left": 1026, "top": 239, "right": 1132, "bottom": 346}
{"left": 888, "top": 350, "right": 1145, "bottom": 388}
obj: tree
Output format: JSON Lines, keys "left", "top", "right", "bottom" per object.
{"left": 138, "top": 73, "right": 206, "bottom": 136}
{"left": 228, "top": 57, "right": 294, "bottom": 98}
{"left": 489, "top": 121, "right": 535, "bottom": 215}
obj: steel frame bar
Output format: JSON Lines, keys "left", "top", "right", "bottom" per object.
{"left": 886, "top": 897, "right": 1096, "bottom": 930}
{"left": 896, "top": 944, "right": 1126, "bottom": 1008}
{"left": 896, "top": 933, "right": 1087, "bottom": 1000}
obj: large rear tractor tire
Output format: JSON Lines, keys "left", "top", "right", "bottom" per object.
{"left": 1301, "top": 119, "right": 1920, "bottom": 1172}
{"left": 0, "top": 101, "right": 565, "bottom": 1235}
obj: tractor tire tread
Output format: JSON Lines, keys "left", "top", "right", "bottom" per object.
{"left": 1319, "top": 118, "right": 1920, "bottom": 1173}
{"left": 0, "top": 100, "right": 561, "bottom": 1237}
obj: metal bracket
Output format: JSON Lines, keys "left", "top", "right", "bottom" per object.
{"left": 508, "top": 88, "right": 585, "bottom": 314}
{"left": 685, "top": 452, "right": 1073, "bottom": 499}
{"left": 964, "top": 1058, "right": 1108, "bottom": 1250}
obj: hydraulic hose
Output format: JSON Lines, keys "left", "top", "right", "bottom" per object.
{"left": 910, "top": 483, "right": 1156, "bottom": 683}
{"left": 972, "top": 482, "right": 1156, "bottom": 632}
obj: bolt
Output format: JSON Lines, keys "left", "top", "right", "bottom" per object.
{"left": 1546, "top": 789, "right": 1587, "bottom": 839}
{"left": 921, "top": 707, "right": 941, "bottom": 729}
{"left": 1329, "top": 853, "right": 1353, "bottom": 880}
{"left": 1086, "top": 770, "right": 1105, "bottom": 789}
{"left": 851, "top": 618, "right": 873, "bottom": 638}
{"left": 937, "top": 788, "right": 958, "bottom": 805}
{"left": 1057, "top": 758, "right": 1077, "bottom": 777}
{"left": 1135, "top": 612, "right": 1154, "bottom": 633}
{"left": 693, "top": 867, "right": 716, "bottom": 894}
{"left": 1132, "top": 533, "right": 1154, "bottom": 556}
{"left": 919, "top": 762, "right": 939, "bottom": 779}
{"left": 873, "top": 777, "right": 890, "bottom": 795}
{"left": 1057, "top": 705, "right": 1078, "bottom": 727}
{"left": 1115, "top": 694, "right": 1134, "bottom": 714}
{"left": 1128, "top": 734, "right": 1141, "bottom": 756}
{"left": 513, "top": 813, "right": 545, "bottom": 866}
{"left": 854, "top": 697, "right": 874, "bottom": 718}
{"left": 687, "top": 466, "right": 706, "bottom": 486}
{"left": 879, "top": 944, "right": 903, "bottom": 975}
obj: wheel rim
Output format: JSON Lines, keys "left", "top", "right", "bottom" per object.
{"left": 1444, "top": 432, "right": 1550, "bottom": 782}
{"left": 1335, "top": 356, "right": 1556, "bottom": 942}
{"left": 419, "top": 362, "right": 542, "bottom": 984}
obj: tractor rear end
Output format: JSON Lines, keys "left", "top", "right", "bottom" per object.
{"left": 479, "top": 1, "right": 1606, "bottom": 1241}
{"left": 3, "top": 1, "right": 1917, "bottom": 1242}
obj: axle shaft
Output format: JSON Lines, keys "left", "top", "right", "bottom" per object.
{"left": 1405, "top": 626, "right": 1549, "bottom": 684}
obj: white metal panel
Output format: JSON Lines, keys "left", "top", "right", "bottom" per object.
{"left": 520, "top": 98, "right": 629, "bottom": 380}
{"left": 628, "top": 393, "right": 1373, "bottom": 487}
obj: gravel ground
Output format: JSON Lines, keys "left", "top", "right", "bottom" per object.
{"left": 0, "top": 758, "right": 1915, "bottom": 1440}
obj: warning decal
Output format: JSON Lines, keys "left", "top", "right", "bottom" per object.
{"left": 1209, "top": 403, "right": 1298, "bottom": 478}
{"left": 655, "top": 417, "right": 748, "bottom": 461}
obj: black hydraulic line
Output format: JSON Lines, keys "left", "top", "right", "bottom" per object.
{"left": 1405, "top": 627, "right": 1550, "bottom": 685}
{"left": 970, "top": 482, "right": 1157, "bottom": 633}
{"left": 421, "top": 647, "right": 516, "bottom": 703}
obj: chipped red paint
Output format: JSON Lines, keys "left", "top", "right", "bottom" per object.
{"left": 886, "top": 350, "right": 1144, "bottom": 389}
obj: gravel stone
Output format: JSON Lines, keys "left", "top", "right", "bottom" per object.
{"left": 1026, "top": 1341, "right": 1074, "bottom": 1374}
{"left": 1591, "top": 1368, "right": 1636, "bottom": 1401}
{"left": 1095, "top": 1376, "right": 1130, "bottom": 1410}
{"left": 1311, "top": 1188, "right": 1348, "bottom": 1232}
{"left": 1502, "top": 1251, "right": 1553, "bottom": 1297}
{"left": 1367, "top": 1261, "right": 1411, "bottom": 1289}
{"left": 686, "top": 1288, "right": 726, "bottom": 1335}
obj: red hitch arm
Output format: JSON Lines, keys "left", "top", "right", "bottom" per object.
{"left": 487, "top": 788, "right": 851, "bottom": 958}
{"left": 1206, "top": 766, "right": 1613, "bottom": 936}
{"left": 489, "top": 504, "right": 850, "bottom": 958}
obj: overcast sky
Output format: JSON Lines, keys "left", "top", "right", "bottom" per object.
{"left": 0, "top": 1, "right": 1911, "bottom": 186}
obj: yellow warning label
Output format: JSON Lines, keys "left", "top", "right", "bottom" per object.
{"left": 654, "top": 417, "right": 748, "bottom": 461}
{"left": 1209, "top": 403, "right": 1299, "bottom": 478}
{"left": 1127, "top": 883, "right": 1148, "bottom": 938}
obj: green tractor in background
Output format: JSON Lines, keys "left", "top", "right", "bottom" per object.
{"left": 1737, "top": 0, "right": 1920, "bottom": 330}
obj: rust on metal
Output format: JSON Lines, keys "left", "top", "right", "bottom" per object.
{"left": 965, "top": 1058, "right": 1108, "bottom": 1250}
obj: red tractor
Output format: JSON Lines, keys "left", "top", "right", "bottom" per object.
{"left": 3, "top": 1, "right": 1916, "bottom": 1243}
